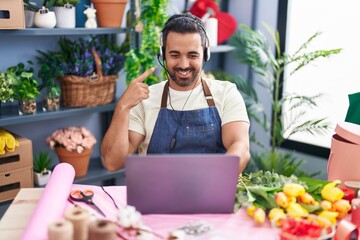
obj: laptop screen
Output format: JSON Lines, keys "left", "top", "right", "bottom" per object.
{"left": 125, "top": 154, "right": 239, "bottom": 214}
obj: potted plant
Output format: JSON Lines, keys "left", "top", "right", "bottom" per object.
{"left": 46, "top": 126, "right": 97, "bottom": 178}
{"left": 35, "top": 52, "right": 62, "bottom": 111}
{"left": 0, "top": 72, "right": 14, "bottom": 104}
{"left": 33, "top": 151, "right": 53, "bottom": 186}
{"left": 36, "top": 36, "right": 126, "bottom": 107}
{"left": 6, "top": 63, "right": 40, "bottom": 115}
{"left": 23, "top": 0, "right": 40, "bottom": 27}
{"left": 53, "top": 0, "right": 80, "bottom": 28}
{"left": 228, "top": 24, "right": 342, "bottom": 176}
{"left": 34, "top": 0, "right": 57, "bottom": 28}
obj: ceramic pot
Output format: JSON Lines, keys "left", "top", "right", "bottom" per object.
{"left": 34, "top": 8, "right": 57, "bottom": 28}
{"left": 34, "top": 170, "right": 52, "bottom": 186}
{"left": 55, "top": 147, "right": 92, "bottom": 178}
{"left": 24, "top": 10, "right": 35, "bottom": 28}
{"left": 54, "top": 5, "right": 76, "bottom": 28}
{"left": 91, "top": 0, "right": 127, "bottom": 27}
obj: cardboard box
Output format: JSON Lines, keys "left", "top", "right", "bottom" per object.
{"left": 0, "top": 0, "right": 25, "bottom": 29}
{"left": 0, "top": 167, "right": 33, "bottom": 202}
{"left": 0, "top": 135, "right": 33, "bottom": 173}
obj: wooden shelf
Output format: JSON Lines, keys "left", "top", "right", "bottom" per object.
{"left": 0, "top": 27, "right": 132, "bottom": 36}
{"left": 0, "top": 102, "right": 116, "bottom": 127}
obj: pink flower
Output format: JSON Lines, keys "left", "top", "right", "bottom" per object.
{"left": 46, "top": 126, "right": 97, "bottom": 153}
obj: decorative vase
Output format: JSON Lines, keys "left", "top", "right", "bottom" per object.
{"left": 90, "top": 0, "right": 127, "bottom": 27}
{"left": 34, "top": 8, "right": 57, "bottom": 28}
{"left": 19, "top": 100, "right": 37, "bottom": 115}
{"left": 42, "top": 96, "right": 60, "bottom": 112}
{"left": 54, "top": 4, "right": 76, "bottom": 28}
{"left": 55, "top": 147, "right": 92, "bottom": 178}
{"left": 24, "top": 10, "right": 35, "bottom": 28}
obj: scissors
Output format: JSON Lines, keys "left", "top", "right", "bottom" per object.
{"left": 69, "top": 189, "right": 106, "bottom": 217}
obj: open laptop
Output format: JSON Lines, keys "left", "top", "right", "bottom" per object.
{"left": 125, "top": 154, "right": 239, "bottom": 214}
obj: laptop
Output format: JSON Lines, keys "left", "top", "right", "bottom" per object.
{"left": 125, "top": 154, "right": 239, "bottom": 214}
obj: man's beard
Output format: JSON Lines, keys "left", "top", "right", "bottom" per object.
{"left": 170, "top": 67, "right": 201, "bottom": 87}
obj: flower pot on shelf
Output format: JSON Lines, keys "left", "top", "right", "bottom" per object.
{"left": 19, "top": 99, "right": 37, "bottom": 115}
{"left": 90, "top": 0, "right": 127, "bottom": 28}
{"left": 42, "top": 96, "right": 60, "bottom": 112}
{"left": 54, "top": 4, "right": 76, "bottom": 28}
{"left": 34, "top": 8, "right": 57, "bottom": 28}
{"left": 55, "top": 147, "right": 93, "bottom": 178}
{"left": 34, "top": 170, "right": 52, "bottom": 186}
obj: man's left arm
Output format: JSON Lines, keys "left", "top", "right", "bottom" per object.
{"left": 222, "top": 121, "right": 251, "bottom": 175}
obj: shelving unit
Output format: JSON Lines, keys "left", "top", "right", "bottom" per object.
{"left": 0, "top": 1, "right": 136, "bottom": 185}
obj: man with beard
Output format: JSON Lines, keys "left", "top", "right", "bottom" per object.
{"left": 101, "top": 13, "right": 250, "bottom": 175}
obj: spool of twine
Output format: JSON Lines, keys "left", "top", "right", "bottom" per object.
{"left": 48, "top": 219, "right": 73, "bottom": 240}
{"left": 64, "top": 207, "right": 91, "bottom": 240}
{"left": 89, "top": 220, "right": 117, "bottom": 240}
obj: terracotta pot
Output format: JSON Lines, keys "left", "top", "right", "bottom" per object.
{"left": 91, "top": 0, "right": 127, "bottom": 27}
{"left": 55, "top": 147, "right": 93, "bottom": 178}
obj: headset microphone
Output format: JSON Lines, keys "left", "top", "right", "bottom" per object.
{"left": 157, "top": 53, "right": 176, "bottom": 81}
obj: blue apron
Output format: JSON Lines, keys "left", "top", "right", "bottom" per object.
{"left": 147, "top": 80, "right": 226, "bottom": 154}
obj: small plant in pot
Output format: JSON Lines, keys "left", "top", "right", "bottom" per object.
{"left": 53, "top": 0, "right": 80, "bottom": 28}
{"left": 33, "top": 151, "right": 53, "bottom": 186}
{"left": 34, "top": 0, "right": 57, "bottom": 28}
{"left": 35, "top": 53, "right": 62, "bottom": 111}
{"left": 6, "top": 62, "right": 40, "bottom": 115}
{"left": 0, "top": 72, "right": 14, "bottom": 104}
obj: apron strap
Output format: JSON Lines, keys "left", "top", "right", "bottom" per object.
{"left": 160, "top": 79, "right": 215, "bottom": 108}
{"left": 161, "top": 81, "right": 170, "bottom": 108}
{"left": 201, "top": 79, "right": 215, "bottom": 106}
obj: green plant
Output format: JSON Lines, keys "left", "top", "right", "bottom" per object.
{"left": 36, "top": 36, "right": 126, "bottom": 77}
{"left": 6, "top": 63, "right": 40, "bottom": 101}
{"left": 228, "top": 24, "right": 342, "bottom": 176}
{"left": 33, "top": 151, "right": 53, "bottom": 174}
{"left": 54, "top": 0, "right": 80, "bottom": 7}
{"left": 0, "top": 73, "right": 14, "bottom": 103}
{"left": 23, "top": 0, "right": 40, "bottom": 11}
{"left": 124, "top": 0, "right": 168, "bottom": 85}
{"left": 34, "top": 52, "right": 61, "bottom": 99}
{"left": 41, "top": 0, "right": 57, "bottom": 8}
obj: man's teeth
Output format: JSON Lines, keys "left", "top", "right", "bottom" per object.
{"left": 178, "top": 71, "right": 190, "bottom": 75}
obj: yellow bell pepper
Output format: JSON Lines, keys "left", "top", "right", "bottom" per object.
{"left": 321, "top": 180, "right": 344, "bottom": 202}
{"left": 275, "top": 192, "right": 289, "bottom": 208}
{"left": 318, "top": 210, "right": 339, "bottom": 225}
{"left": 283, "top": 183, "right": 306, "bottom": 198}
{"left": 253, "top": 207, "right": 266, "bottom": 225}
{"left": 286, "top": 202, "right": 308, "bottom": 218}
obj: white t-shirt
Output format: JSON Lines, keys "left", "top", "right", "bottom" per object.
{"left": 129, "top": 78, "right": 249, "bottom": 153}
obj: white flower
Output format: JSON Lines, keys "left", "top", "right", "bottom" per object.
{"left": 117, "top": 205, "right": 143, "bottom": 228}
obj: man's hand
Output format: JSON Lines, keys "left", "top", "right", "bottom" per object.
{"left": 119, "top": 68, "right": 155, "bottom": 110}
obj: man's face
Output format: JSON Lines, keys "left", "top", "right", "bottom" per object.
{"left": 165, "top": 31, "right": 204, "bottom": 90}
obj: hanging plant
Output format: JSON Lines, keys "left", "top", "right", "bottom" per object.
{"left": 124, "top": 0, "right": 168, "bottom": 85}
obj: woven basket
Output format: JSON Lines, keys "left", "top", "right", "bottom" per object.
{"left": 58, "top": 49, "right": 118, "bottom": 107}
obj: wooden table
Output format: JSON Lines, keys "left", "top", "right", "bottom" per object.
{"left": 0, "top": 186, "right": 279, "bottom": 240}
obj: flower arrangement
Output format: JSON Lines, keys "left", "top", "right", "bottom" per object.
{"left": 46, "top": 126, "right": 97, "bottom": 153}
{"left": 36, "top": 36, "right": 126, "bottom": 77}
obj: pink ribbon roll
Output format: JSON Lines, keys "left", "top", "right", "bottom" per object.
{"left": 21, "top": 163, "right": 75, "bottom": 240}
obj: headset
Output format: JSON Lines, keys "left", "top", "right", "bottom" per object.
{"left": 158, "top": 14, "right": 211, "bottom": 62}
